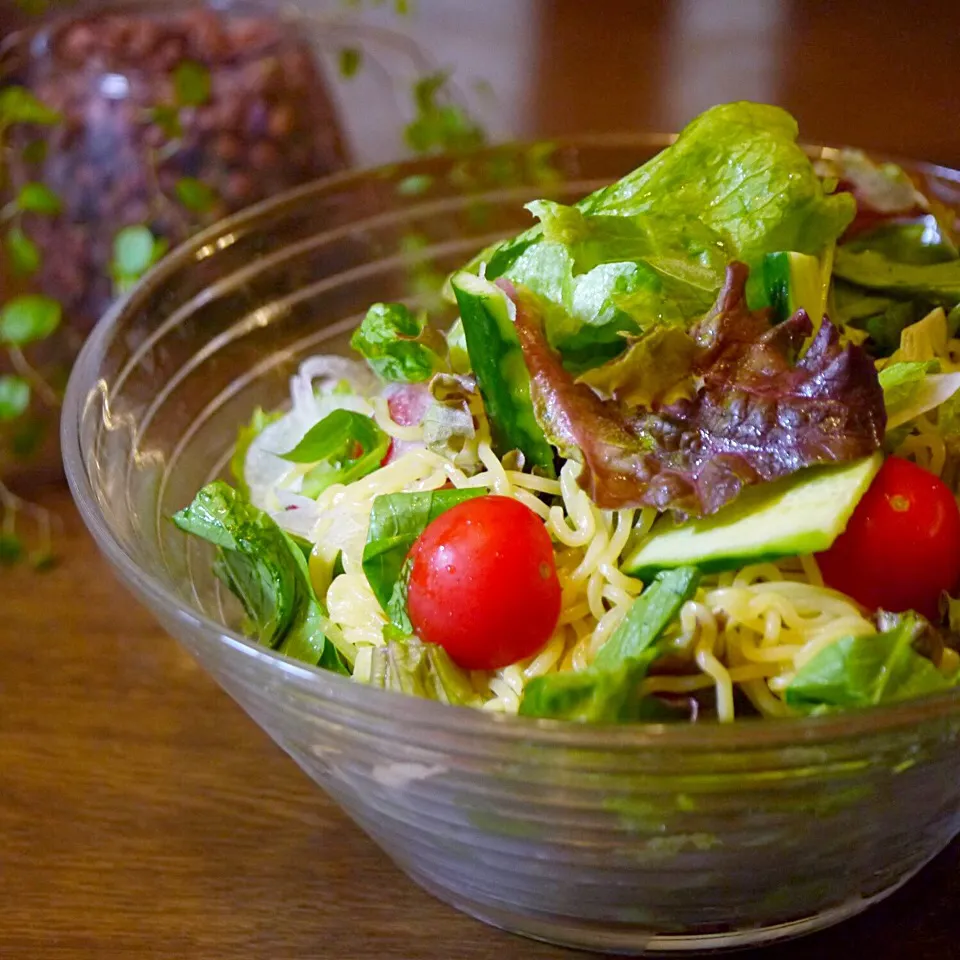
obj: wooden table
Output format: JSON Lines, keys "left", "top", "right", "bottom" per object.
{"left": 4, "top": 1, "right": 960, "bottom": 957}
{"left": 5, "top": 485, "right": 960, "bottom": 959}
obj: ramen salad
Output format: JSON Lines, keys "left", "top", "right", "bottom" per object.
{"left": 175, "top": 102, "right": 960, "bottom": 723}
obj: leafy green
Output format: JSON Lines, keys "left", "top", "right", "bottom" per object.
{"left": 350, "top": 302, "right": 445, "bottom": 383}
{"left": 844, "top": 216, "right": 958, "bottom": 265}
{"left": 172, "top": 481, "right": 348, "bottom": 672}
{"left": 834, "top": 249, "right": 960, "bottom": 306}
{"left": 4, "top": 226, "right": 40, "bottom": 276}
{"left": 280, "top": 409, "right": 389, "bottom": 498}
{"left": 832, "top": 281, "right": 924, "bottom": 355}
{"left": 361, "top": 638, "right": 476, "bottom": 705}
{"left": 785, "top": 613, "right": 957, "bottom": 710}
{"left": 150, "top": 105, "right": 182, "bottom": 140}
{"left": 174, "top": 177, "right": 217, "bottom": 214}
{"left": 577, "top": 326, "right": 697, "bottom": 407}
{"left": 111, "top": 225, "right": 168, "bottom": 291}
{"left": 519, "top": 568, "right": 700, "bottom": 721}
{"left": 396, "top": 174, "right": 433, "bottom": 197}
{"left": 879, "top": 360, "right": 960, "bottom": 435}
{"left": 445, "top": 318, "right": 471, "bottom": 374}
{"left": 361, "top": 488, "right": 486, "bottom": 632}
{"left": 594, "top": 568, "right": 701, "bottom": 669}
{"left": 422, "top": 374, "right": 479, "bottom": 469}
{"left": 338, "top": 47, "right": 363, "bottom": 79}
{"left": 15, "top": 182, "right": 61, "bottom": 216}
{"left": 0, "top": 295, "right": 61, "bottom": 346}
{"left": 172, "top": 60, "right": 211, "bottom": 107}
{"left": 0, "top": 533, "right": 23, "bottom": 564}
{"left": 887, "top": 307, "right": 952, "bottom": 364}
{"left": 0, "top": 87, "right": 61, "bottom": 126}
{"left": 231, "top": 406, "right": 282, "bottom": 495}
{"left": 472, "top": 102, "right": 853, "bottom": 368}
{"left": 404, "top": 71, "right": 486, "bottom": 155}
{"left": 0, "top": 375, "right": 30, "bottom": 420}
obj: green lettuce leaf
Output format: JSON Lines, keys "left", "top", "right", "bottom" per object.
{"left": 831, "top": 281, "right": 927, "bottom": 355}
{"left": 172, "top": 481, "right": 349, "bottom": 672}
{"left": 879, "top": 360, "right": 960, "bottom": 435}
{"left": 576, "top": 326, "right": 697, "bottom": 408}
{"left": 519, "top": 567, "right": 700, "bottom": 721}
{"left": 474, "top": 103, "right": 854, "bottom": 369}
{"left": 785, "top": 612, "right": 957, "bottom": 711}
{"left": 844, "top": 216, "right": 958, "bottom": 266}
{"left": 834, "top": 249, "right": 960, "bottom": 306}
{"left": 361, "top": 488, "right": 486, "bottom": 634}
{"left": 357, "top": 638, "right": 476, "bottom": 705}
{"left": 421, "top": 373, "right": 480, "bottom": 471}
{"left": 350, "top": 302, "right": 445, "bottom": 383}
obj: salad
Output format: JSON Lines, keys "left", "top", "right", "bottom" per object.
{"left": 174, "top": 102, "right": 960, "bottom": 723}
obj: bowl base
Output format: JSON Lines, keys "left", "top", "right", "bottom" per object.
{"left": 402, "top": 858, "right": 928, "bottom": 956}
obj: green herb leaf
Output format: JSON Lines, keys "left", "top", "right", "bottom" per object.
{"left": 231, "top": 406, "right": 282, "bottom": 496}
{"left": 0, "top": 295, "right": 61, "bottom": 346}
{"left": 15, "top": 182, "right": 61, "bottom": 216}
{"left": 281, "top": 409, "right": 390, "bottom": 499}
{"left": 0, "top": 87, "right": 61, "bottom": 126}
{"left": 785, "top": 612, "right": 957, "bottom": 710}
{"left": 404, "top": 71, "right": 486, "bottom": 155}
{"left": 593, "top": 567, "right": 701, "bottom": 669}
{"left": 0, "top": 375, "right": 30, "bottom": 420}
{"left": 350, "top": 302, "right": 445, "bottom": 383}
{"left": 172, "top": 481, "right": 350, "bottom": 672}
{"left": 282, "top": 408, "right": 386, "bottom": 464}
{"left": 174, "top": 177, "right": 217, "bottom": 214}
{"left": 338, "top": 47, "right": 363, "bottom": 78}
{"left": 4, "top": 226, "right": 41, "bottom": 276}
{"left": 149, "top": 104, "right": 182, "bottom": 140}
{"left": 0, "top": 533, "right": 23, "bottom": 565}
{"left": 519, "top": 568, "right": 700, "bottom": 721}
{"left": 396, "top": 173, "right": 434, "bottom": 196}
{"left": 361, "top": 488, "right": 486, "bottom": 631}
{"left": 111, "top": 225, "right": 167, "bottom": 286}
{"left": 172, "top": 60, "right": 212, "bottom": 107}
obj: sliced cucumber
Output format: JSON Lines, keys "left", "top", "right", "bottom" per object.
{"left": 761, "top": 250, "right": 823, "bottom": 323}
{"left": 450, "top": 271, "right": 555, "bottom": 474}
{"left": 623, "top": 454, "right": 883, "bottom": 578}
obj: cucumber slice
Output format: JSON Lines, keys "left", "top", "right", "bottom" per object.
{"left": 623, "top": 454, "right": 883, "bottom": 578}
{"left": 450, "top": 271, "right": 555, "bottom": 474}
{"left": 762, "top": 251, "right": 823, "bottom": 323}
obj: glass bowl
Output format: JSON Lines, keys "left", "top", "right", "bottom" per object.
{"left": 62, "top": 139, "right": 960, "bottom": 955}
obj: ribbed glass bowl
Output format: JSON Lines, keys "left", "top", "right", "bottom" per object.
{"left": 62, "top": 138, "right": 960, "bottom": 955}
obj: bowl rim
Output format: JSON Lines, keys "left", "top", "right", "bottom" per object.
{"left": 62, "top": 133, "right": 960, "bottom": 750}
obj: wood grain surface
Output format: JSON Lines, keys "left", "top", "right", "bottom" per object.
{"left": 4, "top": 1, "right": 960, "bottom": 957}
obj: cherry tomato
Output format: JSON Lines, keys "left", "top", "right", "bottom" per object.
{"left": 406, "top": 495, "right": 562, "bottom": 670}
{"left": 816, "top": 457, "right": 960, "bottom": 619}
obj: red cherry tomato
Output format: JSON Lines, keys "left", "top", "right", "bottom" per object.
{"left": 407, "top": 495, "right": 562, "bottom": 670}
{"left": 816, "top": 457, "right": 960, "bottom": 619}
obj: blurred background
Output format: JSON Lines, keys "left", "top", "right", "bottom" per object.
{"left": 0, "top": 0, "right": 957, "bottom": 525}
